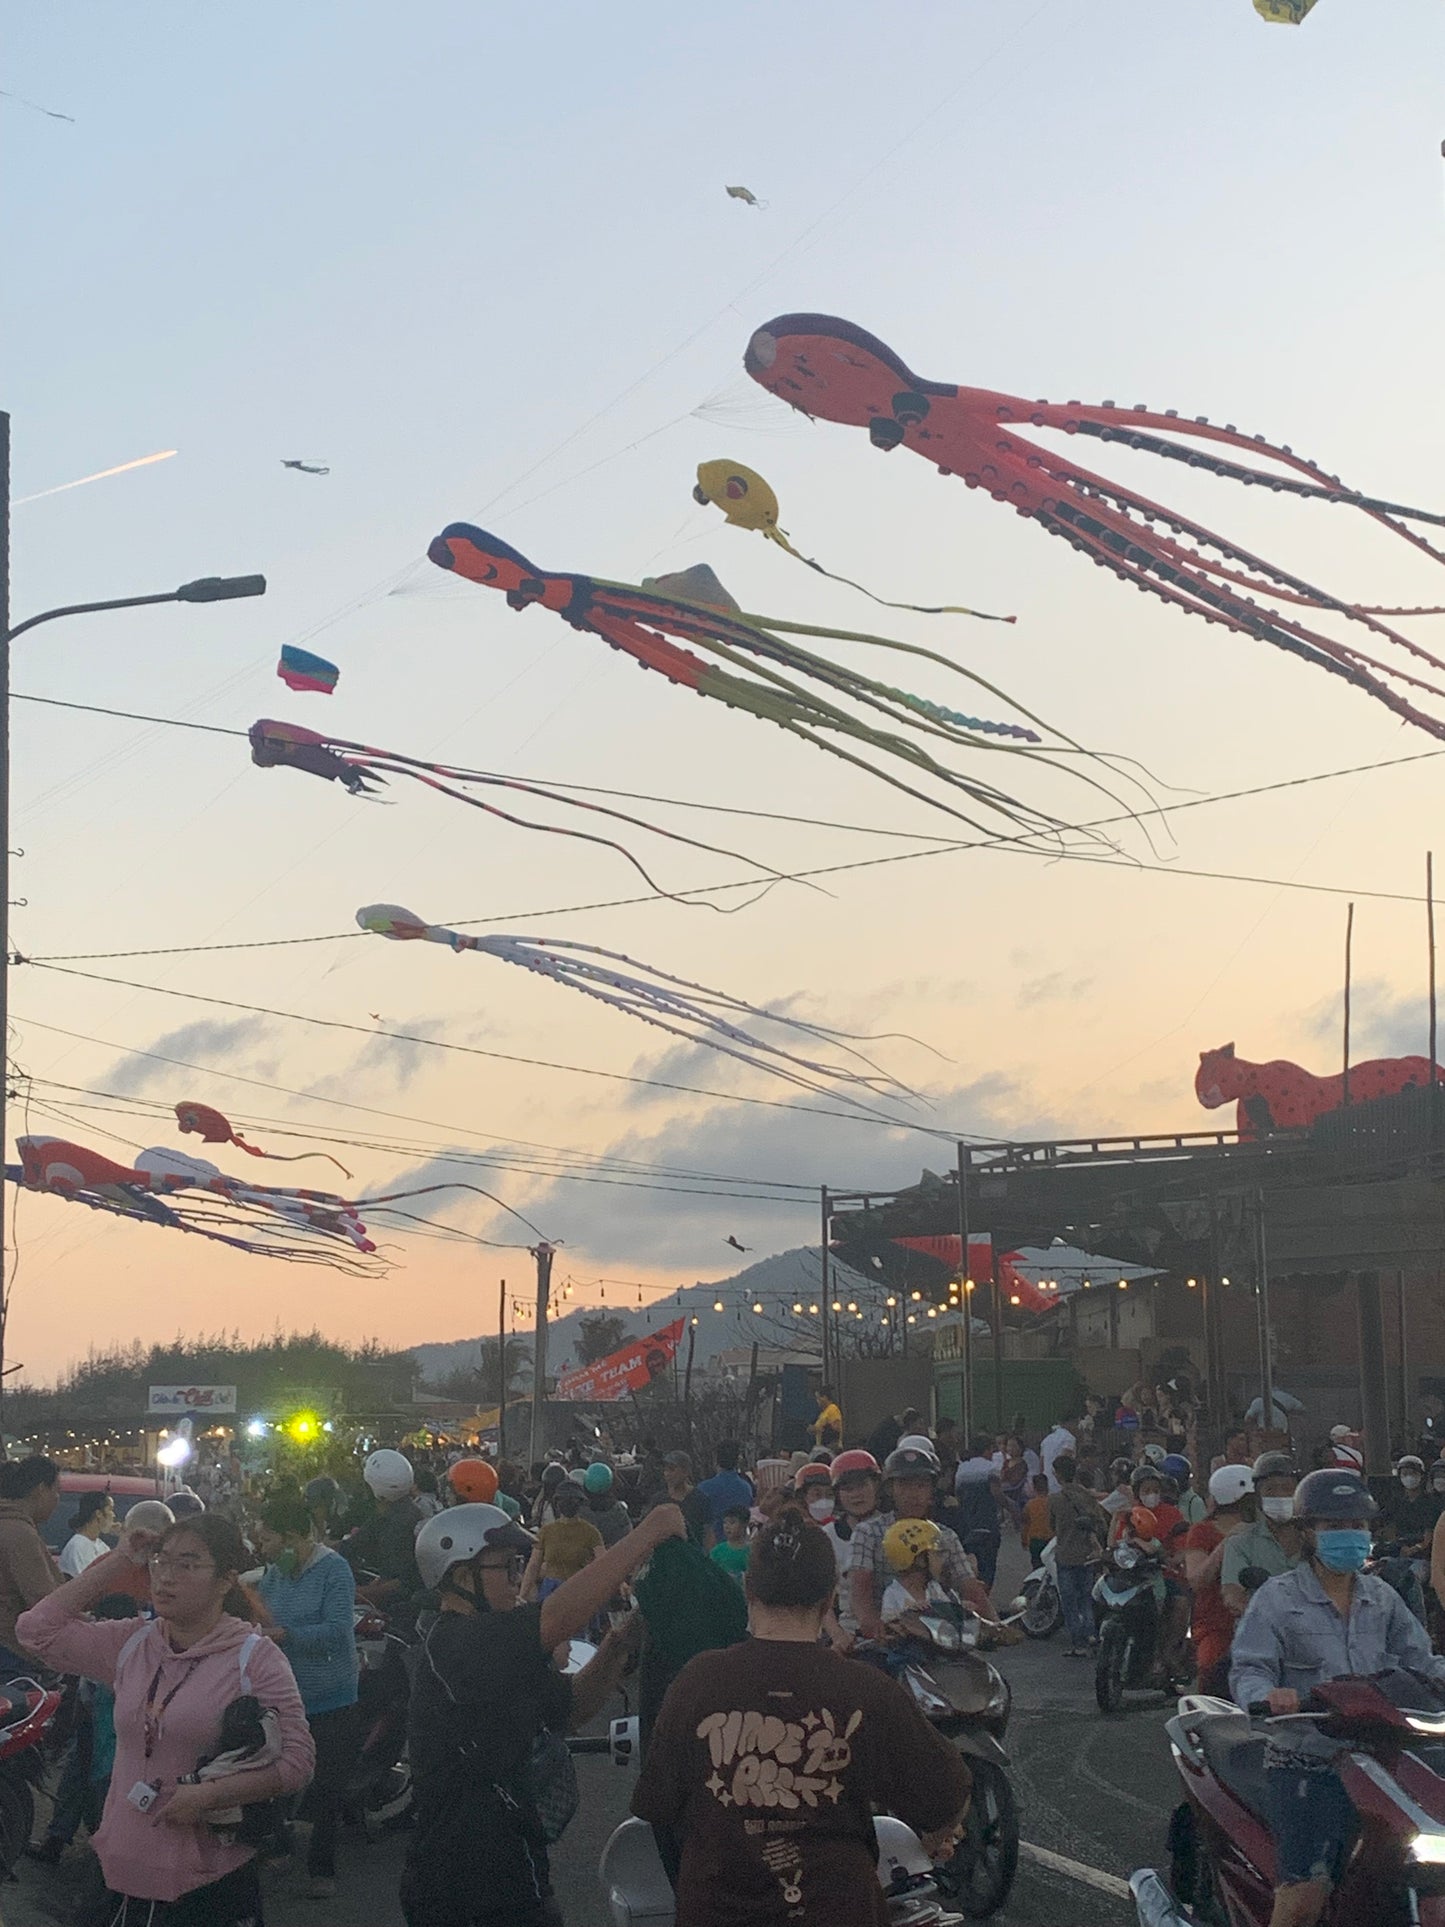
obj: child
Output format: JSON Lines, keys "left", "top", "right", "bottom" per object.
{"left": 879, "top": 1518, "right": 957, "bottom": 1642}
{"left": 521, "top": 1478, "right": 603, "bottom": 1601}
{"left": 1020, "top": 1473, "right": 1051, "bottom": 1568}
{"left": 709, "top": 1505, "right": 751, "bottom": 1583}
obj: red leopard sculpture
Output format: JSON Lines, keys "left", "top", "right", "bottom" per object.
{"left": 1196, "top": 1041, "right": 1444, "bottom": 1138}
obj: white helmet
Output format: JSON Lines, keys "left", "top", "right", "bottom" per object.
{"left": 363, "top": 1448, "right": 415, "bottom": 1502}
{"left": 415, "top": 1503, "right": 534, "bottom": 1591}
{"left": 1208, "top": 1464, "right": 1255, "bottom": 1508}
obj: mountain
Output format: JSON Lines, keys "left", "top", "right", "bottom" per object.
{"left": 408, "top": 1245, "right": 876, "bottom": 1386}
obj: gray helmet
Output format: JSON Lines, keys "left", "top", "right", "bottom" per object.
{"left": 1251, "top": 1451, "right": 1298, "bottom": 1485}
{"left": 1293, "top": 1468, "right": 1378, "bottom": 1524}
{"left": 415, "top": 1503, "right": 534, "bottom": 1592}
{"left": 884, "top": 1437, "right": 941, "bottom": 1478}
{"left": 1130, "top": 1463, "right": 1164, "bottom": 1495}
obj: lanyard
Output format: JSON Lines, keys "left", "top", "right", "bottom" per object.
{"left": 142, "top": 1661, "right": 194, "bottom": 1761}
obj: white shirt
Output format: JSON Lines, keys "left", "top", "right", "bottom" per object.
{"left": 1041, "top": 1426, "right": 1076, "bottom": 1494}
{"left": 1244, "top": 1389, "right": 1303, "bottom": 1427}
{"left": 58, "top": 1532, "right": 107, "bottom": 1578}
{"left": 880, "top": 1576, "right": 953, "bottom": 1624}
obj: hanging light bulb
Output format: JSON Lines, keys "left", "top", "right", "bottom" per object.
{"left": 885, "top": 1296, "right": 897, "bottom": 1308}
{"left": 809, "top": 1304, "right": 819, "bottom": 1315}
{"left": 690, "top": 1316, "right": 699, "bottom": 1327}
{"left": 846, "top": 1301, "right": 857, "bottom": 1313}
{"left": 752, "top": 1300, "right": 763, "bottom": 1314}
{"left": 927, "top": 1307, "right": 937, "bottom": 1319}
{"left": 792, "top": 1302, "right": 803, "bottom": 1314}
{"left": 714, "top": 1299, "right": 725, "bottom": 1313}
{"left": 911, "top": 1291, "right": 922, "bottom": 1302}
{"left": 907, "top": 1314, "right": 917, "bottom": 1325}
{"left": 831, "top": 1300, "right": 842, "bottom": 1313}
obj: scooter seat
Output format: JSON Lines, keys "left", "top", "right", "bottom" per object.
{"left": 1198, "top": 1723, "right": 1270, "bottom": 1820}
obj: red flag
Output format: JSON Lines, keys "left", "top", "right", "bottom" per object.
{"left": 996, "top": 1253, "right": 1056, "bottom": 1315}
{"left": 555, "top": 1319, "right": 686, "bottom": 1403}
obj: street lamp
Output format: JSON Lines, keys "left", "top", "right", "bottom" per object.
{"left": 0, "top": 410, "right": 266, "bottom": 1402}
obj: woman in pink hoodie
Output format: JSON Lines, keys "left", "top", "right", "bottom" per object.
{"left": 19, "top": 1511, "right": 314, "bottom": 1926}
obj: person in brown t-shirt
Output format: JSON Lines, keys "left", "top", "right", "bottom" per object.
{"left": 632, "top": 1516, "right": 970, "bottom": 1926}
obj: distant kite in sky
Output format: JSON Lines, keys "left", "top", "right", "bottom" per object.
{"left": 725, "top": 185, "right": 764, "bottom": 207}
{"left": 1254, "top": 0, "right": 1320, "bottom": 19}
{"left": 12, "top": 1135, "right": 539, "bottom": 1274}
{"left": 427, "top": 524, "right": 1153, "bottom": 847}
{"left": 357, "top": 903, "right": 919, "bottom": 1111}
{"left": 281, "top": 460, "right": 330, "bottom": 475}
{"left": 248, "top": 717, "right": 789, "bottom": 905}
{"left": 744, "top": 313, "right": 1445, "bottom": 740}
{"left": 277, "top": 646, "right": 339, "bottom": 695}
{"left": 693, "top": 458, "right": 1014, "bottom": 622}
{"left": 175, "top": 1101, "right": 351, "bottom": 1177}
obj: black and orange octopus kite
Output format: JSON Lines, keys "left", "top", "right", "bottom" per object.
{"left": 743, "top": 314, "right": 1445, "bottom": 740}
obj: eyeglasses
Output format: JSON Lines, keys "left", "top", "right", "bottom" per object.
{"left": 479, "top": 1555, "right": 526, "bottom": 1583}
{"left": 147, "top": 1554, "right": 216, "bottom": 1578}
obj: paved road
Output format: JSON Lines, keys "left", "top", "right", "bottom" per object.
{"left": 7, "top": 1545, "right": 1178, "bottom": 1925}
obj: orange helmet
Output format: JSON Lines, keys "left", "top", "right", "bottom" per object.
{"left": 448, "top": 1458, "right": 499, "bottom": 1505}
{"left": 1129, "top": 1505, "right": 1159, "bottom": 1540}
{"left": 795, "top": 1463, "right": 833, "bottom": 1494}
{"left": 829, "top": 1449, "right": 880, "bottom": 1484}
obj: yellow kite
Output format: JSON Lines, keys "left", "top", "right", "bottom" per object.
{"left": 1254, "top": 0, "right": 1320, "bottom": 21}
{"left": 692, "top": 460, "right": 1014, "bottom": 623}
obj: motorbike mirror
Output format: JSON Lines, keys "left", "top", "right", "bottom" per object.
{"left": 1239, "top": 1566, "right": 1271, "bottom": 1593}
{"left": 920, "top": 1616, "right": 962, "bottom": 1652}
{"left": 561, "top": 1639, "right": 597, "bottom": 1675}
{"left": 609, "top": 1714, "right": 640, "bottom": 1767}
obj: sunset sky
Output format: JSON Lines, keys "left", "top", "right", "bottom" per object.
{"left": 4, "top": 0, "right": 1444, "bottom": 1381}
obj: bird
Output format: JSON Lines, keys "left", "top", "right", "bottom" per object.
{"left": 281, "top": 459, "right": 330, "bottom": 475}
{"left": 725, "top": 1235, "right": 750, "bottom": 1253}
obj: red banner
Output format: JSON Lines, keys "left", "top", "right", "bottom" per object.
{"left": 555, "top": 1319, "right": 686, "bottom": 1403}
{"left": 892, "top": 1234, "right": 993, "bottom": 1283}
{"left": 996, "top": 1254, "right": 1056, "bottom": 1316}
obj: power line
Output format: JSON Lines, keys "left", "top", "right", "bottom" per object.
{"left": 17, "top": 968, "right": 960, "bottom": 1139}
{"left": 15, "top": 740, "right": 1444, "bottom": 968}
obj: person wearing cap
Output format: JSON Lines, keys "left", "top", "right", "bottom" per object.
{"left": 1244, "top": 1385, "right": 1305, "bottom": 1432}
{"left": 403, "top": 1498, "right": 685, "bottom": 1927}
{"left": 1183, "top": 1465, "right": 1254, "bottom": 1696}
{"left": 1231, "top": 1468, "right": 1445, "bottom": 1927}
{"left": 1326, "top": 1423, "right": 1364, "bottom": 1471}
{"left": 649, "top": 1451, "right": 710, "bottom": 1546}
{"left": 1222, "top": 1452, "right": 1303, "bottom": 1620}
{"left": 848, "top": 1437, "right": 1005, "bottom": 1642}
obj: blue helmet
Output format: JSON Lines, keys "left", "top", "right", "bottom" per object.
{"left": 1294, "top": 1467, "right": 1378, "bottom": 1523}
{"left": 1161, "top": 1454, "right": 1192, "bottom": 1484}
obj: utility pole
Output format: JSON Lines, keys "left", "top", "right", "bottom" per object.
{"left": 496, "top": 1276, "right": 507, "bottom": 1458}
{"left": 1342, "top": 901, "right": 1354, "bottom": 1107}
{"left": 955, "top": 1143, "right": 974, "bottom": 1443}
{"left": 1254, "top": 1190, "right": 1275, "bottom": 1432}
{"left": 527, "top": 1242, "right": 556, "bottom": 1468}
{"left": 819, "top": 1186, "right": 831, "bottom": 1389}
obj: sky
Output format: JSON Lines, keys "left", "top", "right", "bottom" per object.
{"left": 3, "top": 0, "right": 1444, "bottom": 1381}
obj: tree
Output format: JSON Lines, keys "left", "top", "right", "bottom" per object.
{"left": 575, "top": 1312, "right": 630, "bottom": 1365}
{"left": 429, "top": 1335, "right": 532, "bottom": 1406}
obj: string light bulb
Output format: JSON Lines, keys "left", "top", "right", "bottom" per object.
{"left": 752, "top": 1301, "right": 763, "bottom": 1314}
{"left": 714, "top": 1299, "right": 724, "bottom": 1312}
{"left": 885, "top": 1295, "right": 897, "bottom": 1308}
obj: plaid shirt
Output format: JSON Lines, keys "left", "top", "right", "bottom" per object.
{"left": 849, "top": 1511, "right": 972, "bottom": 1602}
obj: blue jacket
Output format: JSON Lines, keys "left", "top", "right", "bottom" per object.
{"left": 256, "top": 1544, "right": 359, "bottom": 1716}
{"left": 696, "top": 1469, "right": 755, "bottom": 1534}
{"left": 1230, "top": 1561, "right": 1445, "bottom": 1712}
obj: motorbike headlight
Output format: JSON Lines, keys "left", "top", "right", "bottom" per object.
{"left": 1114, "top": 1544, "right": 1140, "bottom": 1570}
{"left": 1408, "top": 1715, "right": 1445, "bottom": 1738}
{"left": 1409, "top": 1833, "right": 1445, "bottom": 1864}
{"left": 983, "top": 1675, "right": 1010, "bottom": 1723}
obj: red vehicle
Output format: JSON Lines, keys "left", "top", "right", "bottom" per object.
{"left": 1134, "top": 1674, "right": 1445, "bottom": 1926}
{"left": 0, "top": 1679, "right": 62, "bottom": 1874}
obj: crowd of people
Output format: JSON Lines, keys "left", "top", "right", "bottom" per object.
{"left": 7, "top": 1389, "right": 1445, "bottom": 1926}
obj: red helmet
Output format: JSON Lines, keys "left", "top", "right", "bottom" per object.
{"left": 795, "top": 1463, "right": 833, "bottom": 1492}
{"left": 829, "top": 1449, "right": 880, "bottom": 1484}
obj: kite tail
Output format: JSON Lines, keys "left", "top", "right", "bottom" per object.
{"left": 779, "top": 538, "right": 1015, "bottom": 624}
{"left": 233, "top": 1136, "right": 353, "bottom": 1179}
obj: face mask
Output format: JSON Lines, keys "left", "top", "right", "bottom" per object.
{"left": 807, "top": 1498, "right": 833, "bottom": 1521}
{"left": 1139, "top": 1492, "right": 1161, "bottom": 1510}
{"left": 274, "top": 1547, "right": 300, "bottom": 1579}
{"left": 1261, "top": 1497, "right": 1294, "bottom": 1522}
{"left": 1402, "top": 1474, "right": 1423, "bottom": 1490}
{"left": 1314, "top": 1527, "right": 1371, "bottom": 1574}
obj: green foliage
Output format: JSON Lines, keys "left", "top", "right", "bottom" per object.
{"left": 576, "top": 1312, "right": 630, "bottom": 1365}
{"left": 426, "top": 1335, "right": 533, "bottom": 1404}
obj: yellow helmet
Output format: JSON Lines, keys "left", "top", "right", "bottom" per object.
{"left": 882, "top": 1517, "right": 941, "bottom": 1573}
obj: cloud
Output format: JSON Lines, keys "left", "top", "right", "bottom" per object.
{"left": 1304, "top": 978, "right": 1432, "bottom": 1061}
{"left": 304, "top": 1016, "right": 453, "bottom": 1103}
{"left": 1016, "top": 972, "right": 1094, "bottom": 1009}
{"left": 98, "top": 1018, "right": 277, "bottom": 1096}
{"left": 464, "top": 1063, "right": 1060, "bottom": 1270}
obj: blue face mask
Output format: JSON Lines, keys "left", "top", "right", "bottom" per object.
{"left": 1314, "top": 1527, "right": 1371, "bottom": 1574}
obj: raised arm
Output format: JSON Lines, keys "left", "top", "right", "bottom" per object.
{"left": 16, "top": 1547, "right": 143, "bottom": 1685}
{"left": 539, "top": 1504, "right": 684, "bottom": 1651}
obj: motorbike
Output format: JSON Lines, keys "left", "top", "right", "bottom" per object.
{"left": 1094, "top": 1542, "right": 1177, "bottom": 1715}
{"left": 1132, "top": 1672, "right": 1445, "bottom": 1927}
{"left": 600, "top": 1814, "right": 966, "bottom": 1926}
{"left": 1008, "top": 1537, "right": 1063, "bottom": 1641}
{"left": 345, "top": 1603, "right": 417, "bottom": 1835}
{"left": 855, "top": 1605, "right": 1019, "bottom": 1919}
{"left": 0, "top": 1678, "right": 63, "bottom": 1875}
